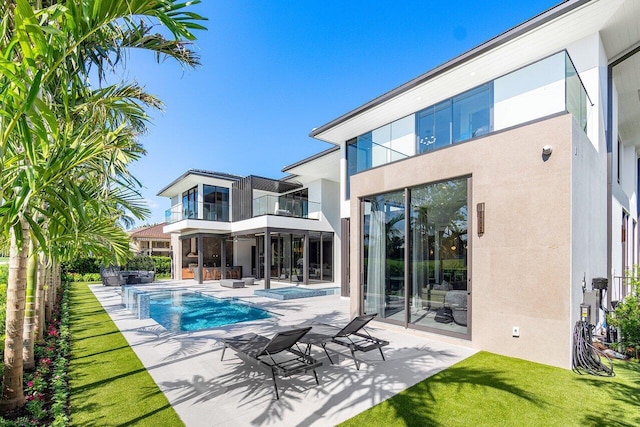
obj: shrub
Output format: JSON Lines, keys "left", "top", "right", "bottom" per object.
{"left": 0, "top": 264, "right": 7, "bottom": 286}
{"left": 62, "top": 257, "right": 100, "bottom": 275}
{"left": 82, "top": 273, "right": 100, "bottom": 283}
{"left": 151, "top": 256, "right": 171, "bottom": 275}
{"left": 607, "top": 269, "right": 640, "bottom": 360}
{"left": 0, "top": 283, "right": 7, "bottom": 339}
{"left": 125, "top": 255, "right": 155, "bottom": 272}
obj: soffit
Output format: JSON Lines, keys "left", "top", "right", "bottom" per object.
{"left": 157, "top": 173, "right": 237, "bottom": 198}
{"left": 282, "top": 149, "right": 340, "bottom": 183}
{"left": 613, "top": 53, "right": 640, "bottom": 146}
{"left": 312, "top": 0, "right": 622, "bottom": 145}
{"left": 601, "top": 1, "right": 640, "bottom": 147}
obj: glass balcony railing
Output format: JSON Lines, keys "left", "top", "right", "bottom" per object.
{"left": 252, "top": 195, "right": 320, "bottom": 219}
{"left": 165, "top": 202, "right": 230, "bottom": 224}
{"left": 346, "top": 51, "right": 593, "bottom": 199}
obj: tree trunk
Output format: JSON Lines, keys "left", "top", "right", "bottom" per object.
{"left": 22, "top": 239, "right": 37, "bottom": 370}
{"left": 44, "top": 262, "right": 52, "bottom": 322}
{"left": 33, "top": 254, "right": 45, "bottom": 343}
{"left": 0, "top": 219, "right": 29, "bottom": 411}
{"left": 53, "top": 263, "right": 59, "bottom": 303}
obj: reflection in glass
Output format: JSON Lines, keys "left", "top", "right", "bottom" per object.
{"left": 363, "top": 191, "right": 405, "bottom": 321}
{"left": 409, "top": 178, "right": 468, "bottom": 333}
{"left": 452, "top": 83, "right": 492, "bottom": 142}
{"left": 417, "top": 100, "right": 452, "bottom": 153}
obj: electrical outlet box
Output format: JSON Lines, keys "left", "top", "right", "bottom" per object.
{"left": 512, "top": 327, "right": 520, "bottom": 337}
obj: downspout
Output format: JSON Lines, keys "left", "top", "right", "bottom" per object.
{"left": 606, "top": 64, "right": 613, "bottom": 310}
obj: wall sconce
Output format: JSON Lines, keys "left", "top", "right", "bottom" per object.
{"left": 477, "top": 202, "right": 485, "bottom": 236}
{"left": 542, "top": 145, "right": 553, "bottom": 156}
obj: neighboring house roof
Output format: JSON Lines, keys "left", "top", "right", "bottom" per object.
{"left": 129, "top": 223, "right": 171, "bottom": 240}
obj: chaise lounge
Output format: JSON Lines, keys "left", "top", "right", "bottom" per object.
{"left": 220, "top": 327, "right": 322, "bottom": 399}
{"left": 298, "top": 314, "right": 389, "bottom": 370}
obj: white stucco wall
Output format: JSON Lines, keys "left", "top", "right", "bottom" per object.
{"left": 570, "top": 117, "right": 607, "bottom": 355}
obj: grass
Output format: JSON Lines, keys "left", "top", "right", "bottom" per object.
{"left": 69, "top": 282, "right": 184, "bottom": 426}
{"left": 341, "top": 351, "right": 640, "bottom": 427}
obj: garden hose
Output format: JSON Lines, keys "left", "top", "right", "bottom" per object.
{"left": 572, "top": 320, "right": 614, "bottom": 377}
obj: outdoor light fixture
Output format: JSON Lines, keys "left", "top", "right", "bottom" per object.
{"left": 477, "top": 202, "right": 485, "bottom": 236}
{"left": 542, "top": 145, "right": 553, "bottom": 156}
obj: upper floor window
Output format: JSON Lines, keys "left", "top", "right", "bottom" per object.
{"left": 345, "top": 50, "right": 591, "bottom": 199}
{"left": 203, "top": 185, "right": 230, "bottom": 221}
{"left": 182, "top": 187, "right": 198, "bottom": 219}
{"left": 417, "top": 83, "right": 493, "bottom": 154}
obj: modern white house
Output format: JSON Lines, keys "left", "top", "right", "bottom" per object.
{"left": 160, "top": 0, "right": 639, "bottom": 370}
{"left": 158, "top": 155, "right": 343, "bottom": 291}
{"left": 307, "top": 0, "right": 640, "bottom": 369}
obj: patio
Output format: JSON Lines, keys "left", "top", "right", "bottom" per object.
{"left": 90, "top": 280, "right": 477, "bottom": 426}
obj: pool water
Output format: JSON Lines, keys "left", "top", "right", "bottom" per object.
{"left": 129, "top": 290, "right": 272, "bottom": 332}
{"left": 254, "top": 286, "right": 338, "bottom": 300}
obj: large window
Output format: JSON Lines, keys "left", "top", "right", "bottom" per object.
{"left": 346, "top": 116, "right": 412, "bottom": 197}
{"left": 417, "top": 100, "right": 452, "bottom": 152}
{"left": 362, "top": 177, "right": 469, "bottom": 336}
{"left": 347, "top": 51, "right": 590, "bottom": 198}
{"left": 309, "top": 232, "right": 334, "bottom": 282}
{"left": 203, "top": 185, "right": 230, "bottom": 221}
{"left": 182, "top": 187, "right": 198, "bottom": 219}
{"left": 409, "top": 178, "right": 468, "bottom": 334}
{"left": 362, "top": 191, "right": 406, "bottom": 323}
{"left": 452, "top": 84, "right": 492, "bottom": 142}
{"left": 417, "top": 83, "right": 492, "bottom": 154}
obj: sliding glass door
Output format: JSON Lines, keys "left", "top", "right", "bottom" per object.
{"left": 362, "top": 191, "right": 406, "bottom": 324}
{"left": 362, "top": 177, "right": 469, "bottom": 337}
{"left": 409, "top": 179, "right": 468, "bottom": 334}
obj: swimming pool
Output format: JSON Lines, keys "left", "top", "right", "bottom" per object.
{"left": 254, "top": 286, "right": 339, "bottom": 300}
{"left": 123, "top": 288, "right": 272, "bottom": 332}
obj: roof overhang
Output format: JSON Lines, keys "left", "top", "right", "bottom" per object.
{"left": 281, "top": 146, "right": 340, "bottom": 183}
{"left": 310, "top": 0, "right": 639, "bottom": 145}
{"left": 157, "top": 170, "right": 243, "bottom": 198}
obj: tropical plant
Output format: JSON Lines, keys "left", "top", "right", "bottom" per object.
{"left": 0, "top": 0, "right": 205, "bottom": 411}
{"left": 607, "top": 270, "right": 640, "bottom": 360}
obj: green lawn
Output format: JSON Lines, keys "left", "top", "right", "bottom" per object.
{"left": 69, "top": 282, "right": 183, "bottom": 426}
{"left": 341, "top": 351, "right": 640, "bottom": 427}
{"left": 67, "top": 280, "right": 640, "bottom": 426}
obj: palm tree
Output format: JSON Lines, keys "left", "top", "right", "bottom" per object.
{"left": 0, "top": 0, "right": 205, "bottom": 410}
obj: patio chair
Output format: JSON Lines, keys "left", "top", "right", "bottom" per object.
{"left": 220, "top": 327, "right": 322, "bottom": 399}
{"left": 299, "top": 314, "right": 389, "bottom": 370}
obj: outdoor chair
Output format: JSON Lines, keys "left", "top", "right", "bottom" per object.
{"left": 220, "top": 327, "right": 322, "bottom": 399}
{"left": 298, "top": 314, "right": 389, "bottom": 370}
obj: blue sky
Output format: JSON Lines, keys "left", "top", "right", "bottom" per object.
{"left": 122, "top": 0, "right": 559, "bottom": 226}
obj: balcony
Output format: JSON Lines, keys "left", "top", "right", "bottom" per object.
{"left": 252, "top": 195, "right": 320, "bottom": 220}
{"left": 165, "top": 202, "right": 230, "bottom": 224}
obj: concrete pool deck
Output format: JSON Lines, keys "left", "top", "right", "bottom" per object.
{"left": 90, "top": 280, "right": 477, "bottom": 426}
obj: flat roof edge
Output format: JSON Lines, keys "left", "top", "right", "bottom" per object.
{"left": 309, "top": 0, "right": 591, "bottom": 139}
{"left": 281, "top": 146, "right": 340, "bottom": 172}
{"left": 156, "top": 169, "right": 243, "bottom": 196}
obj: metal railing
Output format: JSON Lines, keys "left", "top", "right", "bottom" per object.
{"left": 611, "top": 275, "right": 637, "bottom": 306}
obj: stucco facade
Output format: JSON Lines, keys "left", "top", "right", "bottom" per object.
{"left": 348, "top": 114, "right": 605, "bottom": 368}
